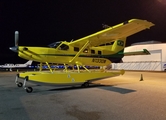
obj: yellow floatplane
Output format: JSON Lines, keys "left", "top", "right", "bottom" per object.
{"left": 11, "top": 19, "right": 154, "bottom": 93}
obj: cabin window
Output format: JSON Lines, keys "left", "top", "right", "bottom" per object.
{"left": 74, "top": 47, "right": 79, "bottom": 52}
{"left": 99, "top": 44, "right": 105, "bottom": 46}
{"left": 59, "top": 44, "right": 69, "bottom": 50}
{"left": 99, "top": 42, "right": 114, "bottom": 46}
{"left": 83, "top": 49, "right": 88, "bottom": 53}
{"left": 98, "top": 51, "right": 102, "bottom": 55}
{"left": 91, "top": 50, "right": 95, "bottom": 54}
{"left": 106, "top": 42, "right": 114, "bottom": 45}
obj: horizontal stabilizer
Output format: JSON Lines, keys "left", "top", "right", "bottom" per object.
{"left": 123, "top": 49, "right": 150, "bottom": 56}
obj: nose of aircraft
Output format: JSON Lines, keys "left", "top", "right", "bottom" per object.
{"left": 9, "top": 46, "right": 18, "bottom": 52}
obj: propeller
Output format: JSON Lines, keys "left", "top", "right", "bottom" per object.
{"left": 9, "top": 31, "right": 19, "bottom": 52}
{"left": 15, "top": 31, "right": 19, "bottom": 46}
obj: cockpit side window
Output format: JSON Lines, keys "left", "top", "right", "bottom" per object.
{"left": 59, "top": 44, "right": 69, "bottom": 50}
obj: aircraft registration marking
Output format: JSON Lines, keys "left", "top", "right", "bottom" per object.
{"left": 92, "top": 58, "right": 106, "bottom": 63}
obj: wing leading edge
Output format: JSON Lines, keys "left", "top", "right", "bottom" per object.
{"left": 69, "top": 19, "right": 154, "bottom": 47}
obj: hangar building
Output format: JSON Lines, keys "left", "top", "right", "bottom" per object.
{"left": 112, "top": 41, "right": 166, "bottom": 71}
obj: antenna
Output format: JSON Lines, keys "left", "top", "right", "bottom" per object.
{"left": 102, "top": 24, "right": 110, "bottom": 29}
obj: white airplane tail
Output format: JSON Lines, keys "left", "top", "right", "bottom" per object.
{"left": 25, "top": 60, "right": 33, "bottom": 66}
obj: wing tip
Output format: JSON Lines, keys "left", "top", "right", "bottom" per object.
{"left": 128, "top": 19, "right": 155, "bottom": 28}
{"left": 143, "top": 49, "right": 151, "bottom": 55}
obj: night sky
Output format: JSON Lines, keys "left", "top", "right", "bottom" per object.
{"left": 0, "top": 0, "right": 166, "bottom": 64}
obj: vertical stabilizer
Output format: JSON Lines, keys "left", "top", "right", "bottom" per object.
{"left": 111, "top": 38, "right": 126, "bottom": 53}
{"left": 25, "top": 60, "right": 33, "bottom": 65}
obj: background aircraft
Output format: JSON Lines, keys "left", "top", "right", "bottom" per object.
{"left": 0, "top": 60, "right": 33, "bottom": 71}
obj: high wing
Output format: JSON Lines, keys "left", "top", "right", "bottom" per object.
{"left": 123, "top": 49, "right": 150, "bottom": 56}
{"left": 68, "top": 19, "right": 154, "bottom": 47}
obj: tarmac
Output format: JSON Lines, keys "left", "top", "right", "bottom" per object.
{"left": 0, "top": 70, "right": 166, "bottom": 120}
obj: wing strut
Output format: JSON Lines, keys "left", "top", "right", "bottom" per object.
{"left": 46, "top": 62, "right": 53, "bottom": 73}
{"left": 39, "top": 62, "right": 43, "bottom": 71}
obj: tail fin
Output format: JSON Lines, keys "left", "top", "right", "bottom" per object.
{"left": 111, "top": 38, "right": 126, "bottom": 53}
{"left": 25, "top": 60, "right": 33, "bottom": 65}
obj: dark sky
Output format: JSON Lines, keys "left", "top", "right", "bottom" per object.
{"left": 0, "top": 0, "right": 166, "bottom": 63}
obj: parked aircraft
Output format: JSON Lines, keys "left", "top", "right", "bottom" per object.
{"left": 10, "top": 19, "right": 154, "bottom": 93}
{"left": 10, "top": 19, "right": 153, "bottom": 72}
{"left": 0, "top": 60, "right": 33, "bottom": 71}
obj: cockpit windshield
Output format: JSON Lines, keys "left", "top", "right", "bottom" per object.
{"left": 48, "top": 41, "right": 62, "bottom": 48}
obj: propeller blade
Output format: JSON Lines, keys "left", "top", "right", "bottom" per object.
{"left": 15, "top": 31, "right": 19, "bottom": 46}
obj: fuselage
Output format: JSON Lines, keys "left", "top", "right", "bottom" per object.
{"left": 0, "top": 63, "right": 28, "bottom": 68}
{"left": 17, "top": 41, "right": 124, "bottom": 66}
